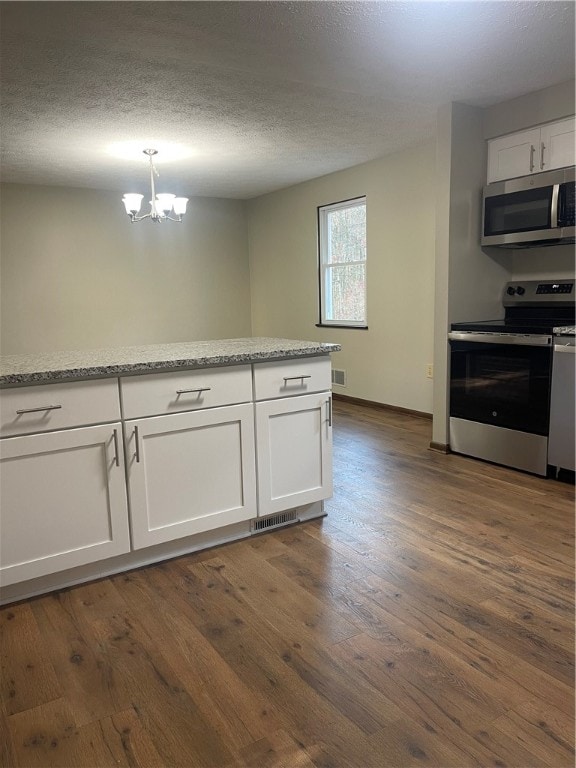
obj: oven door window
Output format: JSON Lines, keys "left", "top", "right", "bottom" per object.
{"left": 484, "top": 187, "right": 552, "bottom": 236}
{"left": 450, "top": 341, "right": 552, "bottom": 435}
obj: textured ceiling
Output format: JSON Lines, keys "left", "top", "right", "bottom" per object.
{"left": 1, "top": 1, "right": 575, "bottom": 199}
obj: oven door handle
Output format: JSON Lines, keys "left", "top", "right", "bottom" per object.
{"left": 448, "top": 332, "right": 552, "bottom": 346}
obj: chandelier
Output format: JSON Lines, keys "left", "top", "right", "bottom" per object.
{"left": 122, "top": 149, "right": 188, "bottom": 223}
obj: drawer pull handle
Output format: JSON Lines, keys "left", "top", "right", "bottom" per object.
{"left": 175, "top": 387, "right": 211, "bottom": 395}
{"left": 134, "top": 426, "right": 141, "bottom": 463}
{"left": 283, "top": 375, "right": 312, "bottom": 383}
{"left": 16, "top": 404, "right": 62, "bottom": 415}
{"left": 112, "top": 429, "right": 120, "bottom": 467}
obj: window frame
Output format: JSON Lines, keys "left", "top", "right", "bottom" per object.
{"left": 317, "top": 196, "right": 368, "bottom": 329}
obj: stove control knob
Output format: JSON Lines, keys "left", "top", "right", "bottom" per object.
{"left": 506, "top": 286, "right": 516, "bottom": 296}
{"left": 516, "top": 285, "right": 525, "bottom": 296}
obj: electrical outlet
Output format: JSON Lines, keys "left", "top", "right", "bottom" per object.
{"left": 426, "top": 364, "right": 433, "bottom": 379}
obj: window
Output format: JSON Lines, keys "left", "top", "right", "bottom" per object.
{"left": 318, "top": 197, "right": 367, "bottom": 328}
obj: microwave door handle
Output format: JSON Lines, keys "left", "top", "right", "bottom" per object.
{"left": 551, "top": 184, "right": 560, "bottom": 228}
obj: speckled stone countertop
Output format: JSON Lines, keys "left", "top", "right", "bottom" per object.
{"left": 0, "top": 338, "right": 341, "bottom": 386}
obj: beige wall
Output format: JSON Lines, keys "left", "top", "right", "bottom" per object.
{"left": 483, "top": 80, "right": 575, "bottom": 139}
{"left": 247, "top": 142, "right": 436, "bottom": 415}
{"left": 0, "top": 184, "right": 252, "bottom": 355}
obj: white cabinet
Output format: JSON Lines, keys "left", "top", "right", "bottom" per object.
{"left": 487, "top": 128, "right": 541, "bottom": 184}
{"left": 487, "top": 117, "right": 575, "bottom": 183}
{"left": 0, "top": 423, "right": 130, "bottom": 586}
{"left": 125, "top": 403, "right": 257, "bottom": 549}
{"left": 255, "top": 392, "right": 332, "bottom": 517}
{"left": 540, "top": 118, "right": 576, "bottom": 174}
{"left": 0, "top": 354, "right": 334, "bottom": 596}
{"left": 253, "top": 357, "right": 333, "bottom": 518}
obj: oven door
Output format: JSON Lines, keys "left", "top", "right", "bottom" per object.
{"left": 449, "top": 334, "right": 552, "bottom": 435}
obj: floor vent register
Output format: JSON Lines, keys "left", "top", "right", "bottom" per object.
{"left": 251, "top": 510, "right": 299, "bottom": 532}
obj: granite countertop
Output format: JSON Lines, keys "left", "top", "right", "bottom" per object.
{"left": 0, "top": 338, "right": 341, "bottom": 386}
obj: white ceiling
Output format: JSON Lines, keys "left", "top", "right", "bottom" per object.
{"left": 1, "top": 1, "right": 574, "bottom": 199}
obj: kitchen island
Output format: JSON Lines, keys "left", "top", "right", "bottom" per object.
{"left": 0, "top": 337, "right": 340, "bottom": 385}
{"left": 0, "top": 338, "right": 340, "bottom": 603}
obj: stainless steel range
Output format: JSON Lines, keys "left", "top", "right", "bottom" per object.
{"left": 448, "top": 279, "right": 575, "bottom": 476}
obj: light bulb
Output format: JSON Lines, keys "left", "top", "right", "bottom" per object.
{"left": 122, "top": 194, "right": 143, "bottom": 215}
{"left": 173, "top": 197, "right": 189, "bottom": 216}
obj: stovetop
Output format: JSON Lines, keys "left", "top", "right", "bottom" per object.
{"left": 451, "top": 317, "right": 573, "bottom": 335}
{"left": 451, "top": 280, "right": 575, "bottom": 336}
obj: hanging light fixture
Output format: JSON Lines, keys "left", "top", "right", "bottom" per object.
{"left": 122, "top": 149, "right": 188, "bottom": 223}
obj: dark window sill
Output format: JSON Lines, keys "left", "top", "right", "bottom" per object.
{"left": 315, "top": 324, "right": 368, "bottom": 330}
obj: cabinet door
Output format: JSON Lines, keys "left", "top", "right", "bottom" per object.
{"left": 540, "top": 117, "right": 575, "bottom": 173}
{"left": 487, "top": 128, "right": 541, "bottom": 183}
{"left": 0, "top": 423, "right": 130, "bottom": 586}
{"left": 126, "top": 403, "right": 256, "bottom": 549}
{"left": 255, "top": 392, "right": 332, "bottom": 517}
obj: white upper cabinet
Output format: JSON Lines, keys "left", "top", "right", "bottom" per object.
{"left": 487, "top": 117, "right": 575, "bottom": 184}
{"left": 487, "top": 128, "right": 541, "bottom": 184}
{"left": 540, "top": 118, "right": 576, "bottom": 174}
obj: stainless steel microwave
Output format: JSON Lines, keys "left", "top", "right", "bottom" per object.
{"left": 481, "top": 167, "right": 575, "bottom": 248}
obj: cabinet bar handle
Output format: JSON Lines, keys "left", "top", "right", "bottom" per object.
{"left": 112, "top": 429, "right": 120, "bottom": 467}
{"left": 540, "top": 141, "right": 545, "bottom": 169}
{"left": 133, "top": 426, "right": 141, "bottom": 463}
{"left": 327, "top": 397, "right": 332, "bottom": 427}
{"left": 529, "top": 144, "right": 535, "bottom": 172}
{"left": 15, "top": 404, "right": 62, "bottom": 415}
{"left": 283, "top": 375, "right": 312, "bottom": 382}
{"left": 175, "top": 387, "right": 211, "bottom": 395}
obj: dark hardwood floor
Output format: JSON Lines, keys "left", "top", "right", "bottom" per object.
{"left": 1, "top": 400, "right": 574, "bottom": 767}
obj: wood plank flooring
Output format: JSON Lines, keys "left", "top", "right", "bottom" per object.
{"left": 1, "top": 400, "right": 574, "bottom": 767}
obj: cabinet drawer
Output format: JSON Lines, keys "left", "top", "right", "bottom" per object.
{"left": 121, "top": 365, "right": 253, "bottom": 419}
{"left": 0, "top": 379, "right": 121, "bottom": 437}
{"left": 253, "top": 357, "right": 331, "bottom": 401}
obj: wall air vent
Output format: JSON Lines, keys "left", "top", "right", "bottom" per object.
{"left": 332, "top": 369, "right": 346, "bottom": 387}
{"left": 251, "top": 510, "right": 299, "bottom": 532}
